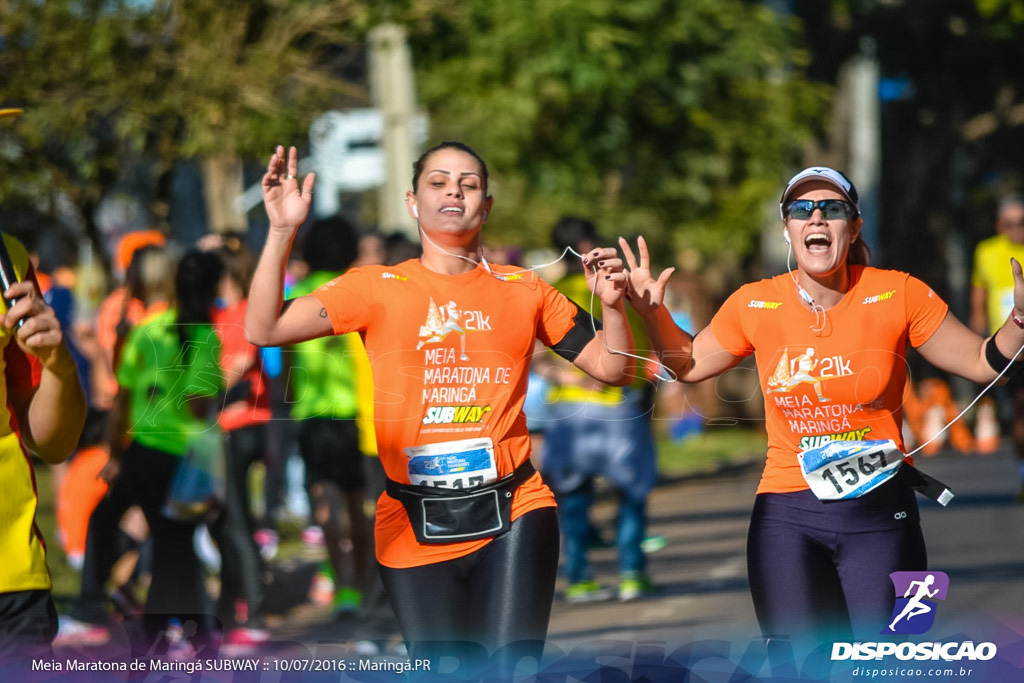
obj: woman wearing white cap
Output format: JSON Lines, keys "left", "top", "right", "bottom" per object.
{"left": 619, "top": 167, "right": 1024, "bottom": 651}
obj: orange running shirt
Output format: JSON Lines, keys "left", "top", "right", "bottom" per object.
{"left": 313, "top": 259, "right": 584, "bottom": 568}
{"left": 212, "top": 300, "right": 272, "bottom": 432}
{"left": 92, "top": 287, "right": 147, "bottom": 407}
{"left": 710, "top": 266, "right": 948, "bottom": 494}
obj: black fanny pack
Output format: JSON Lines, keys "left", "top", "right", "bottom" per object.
{"left": 386, "top": 460, "right": 536, "bottom": 544}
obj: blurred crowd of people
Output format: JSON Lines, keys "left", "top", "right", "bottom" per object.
{"left": 40, "top": 221, "right": 421, "bottom": 658}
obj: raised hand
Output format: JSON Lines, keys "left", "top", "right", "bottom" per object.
{"left": 1012, "top": 258, "right": 1024, "bottom": 321}
{"left": 261, "top": 145, "right": 316, "bottom": 233}
{"left": 582, "top": 247, "right": 629, "bottom": 308}
{"left": 619, "top": 236, "right": 675, "bottom": 315}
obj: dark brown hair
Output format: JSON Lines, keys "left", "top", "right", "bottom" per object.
{"left": 848, "top": 231, "right": 872, "bottom": 266}
{"left": 176, "top": 249, "right": 224, "bottom": 351}
{"left": 411, "top": 141, "right": 489, "bottom": 195}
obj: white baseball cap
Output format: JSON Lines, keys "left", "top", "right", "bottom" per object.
{"left": 779, "top": 167, "right": 860, "bottom": 220}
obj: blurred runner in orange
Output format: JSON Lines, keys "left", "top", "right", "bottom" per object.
{"left": 89, "top": 230, "right": 166, "bottom": 409}
{"left": 56, "top": 409, "right": 110, "bottom": 570}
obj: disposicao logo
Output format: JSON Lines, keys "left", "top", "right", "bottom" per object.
{"left": 884, "top": 571, "right": 948, "bottom": 635}
{"left": 831, "top": 570, "right": 998, "bottom": 664}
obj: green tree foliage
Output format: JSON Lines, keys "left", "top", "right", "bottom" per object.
{"left": 2, "top": 0, "right": 832, "bottom": 274}
{"left": 405, "top": 0, "right": 829, "bottom": 263}
{"left": 815, "top": 1, "right": 1024, "bottom": 298}
{"left": 976, "top": 0, "right": 1024, "bottom": 22}
{"left": 0, "top": 0, "right": 369, "bottom": 252}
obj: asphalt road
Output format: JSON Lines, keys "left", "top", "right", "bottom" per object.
{"left": 548, "top": 444, "right": 1024, "bottom": 638}
{"left": 47, "top": 444, "right": 1024, "bottom": 682}
{"left": 538, "top": 444, "right": 1024, "bottom": 681}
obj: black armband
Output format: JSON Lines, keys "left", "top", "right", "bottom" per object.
{"left": 550, "top": 303, "right": 601, "bottom": 362}
{"left": 985, "top": 336, "right": 1023, "bottom": 376}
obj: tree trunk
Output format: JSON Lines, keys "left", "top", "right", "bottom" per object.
{"left": 201, "top": 156, "right": 246, "bottom": 234}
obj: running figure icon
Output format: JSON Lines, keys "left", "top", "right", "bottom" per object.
{"left": 417, "top": 298, "right": 469, "bottom": 360}
{"left": 768, "top": 347, "right": 830, "bottom": 402}
{"left": 888, "top": 574, "right": 939, "bottom": 631}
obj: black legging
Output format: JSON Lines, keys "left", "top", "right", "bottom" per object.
{"left": 112, "top": 441, "right": 216, "bottom": 653}
{"left": 379, "top": 506, "right": 560, "bottom": 676}
{"left": 210, "top": 424, "right": 267, "bottom": 628}
{"left": 72, "top": 442, "right": 210, "bottom": 633}
{"left": 747, "top": 484, "right": 927, "bottom": 650}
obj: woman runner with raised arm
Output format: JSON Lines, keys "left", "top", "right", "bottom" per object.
{"left": 247, "top": 142, "right": 635, "bottom": 674}
{"left": 621, "top": 167, "right": 1024, "bottom": 655}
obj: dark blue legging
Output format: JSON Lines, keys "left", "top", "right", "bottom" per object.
{"left": 747, "top": 485, "right": 927, "bottom": 647}
{"left": 379, "top": 506, "right": 560, "bottom": 674}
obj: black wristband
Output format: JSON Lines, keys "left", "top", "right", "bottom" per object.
{"left": 985, "top": 336, "right": 1021, "bottom": 375}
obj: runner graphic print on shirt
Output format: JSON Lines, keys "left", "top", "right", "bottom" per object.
{"left": 416, "top": 296, "right": 506, "bottom": 438}
{"left": 417, "top": 297, "right": 472, "bottom": 360}
{"left": 768, "top": 346, "right": 830, "bottom": 402}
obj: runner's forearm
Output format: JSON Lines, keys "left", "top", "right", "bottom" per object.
{"left": 246, "top": 229, "right": 295, "bottom": 347}
{"left": 641, "top": 305, "right": 694, "bottom": 379}
{"left": 592, "top": 300, "right": 635, "bottom": 385}
{"left": 24, "top": 344, "right": 86, "bottom": 463}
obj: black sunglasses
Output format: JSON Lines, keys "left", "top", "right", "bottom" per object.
{"left": 784, "top": 199, "right": 858, "bottom": 220}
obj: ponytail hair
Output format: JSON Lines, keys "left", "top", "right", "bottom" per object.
{"left": 847, "top": 235, "right": 872, "bottom": 266}
{"left": 175, "top": 249, "right": 224, "bottom": 352}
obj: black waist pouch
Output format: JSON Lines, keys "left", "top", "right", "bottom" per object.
{"left": 387, "top": 461, "right": 536, "bottom": 544}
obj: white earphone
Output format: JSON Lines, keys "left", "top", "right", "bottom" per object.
{"left": 784, "top": 228, "right": 791, "bottom": 245}
{"left": 413, "top": 205, "right": 418, "bottom": 219}
{"left": 796, "top": 284, "right": 815, "bottom": 306}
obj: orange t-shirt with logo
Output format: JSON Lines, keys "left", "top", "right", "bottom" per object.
{"left": 710, "top": 266, "right": 948, "bottom": 495}
{"left": 313, "top": 259, "right": 586, "bottom": 568}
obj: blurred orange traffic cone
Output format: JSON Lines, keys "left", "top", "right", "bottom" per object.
{"left": 920, "top": 403, "right": 947, "bottom": 456}
{"left": 974, "top": 398, "right": 1000, "bottom": 454}
{"left": 915, "top": 378, "right": 975, "bottom": 455}
{"left": 902, "top": 381, "right": 924, "bottom": 449}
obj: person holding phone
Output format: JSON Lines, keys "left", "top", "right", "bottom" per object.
{"left": 0, "top": 230, "right": 86, "bottom": 665}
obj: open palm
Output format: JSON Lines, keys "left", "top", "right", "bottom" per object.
{"left": 1013, "top": 258, "right": 1024, "bottom": 317}
{"left": 261, "top": 145, "right": 315, "bottom": 232}
{"left": 619, "top": 236, "right": 675, "bottom": 315}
